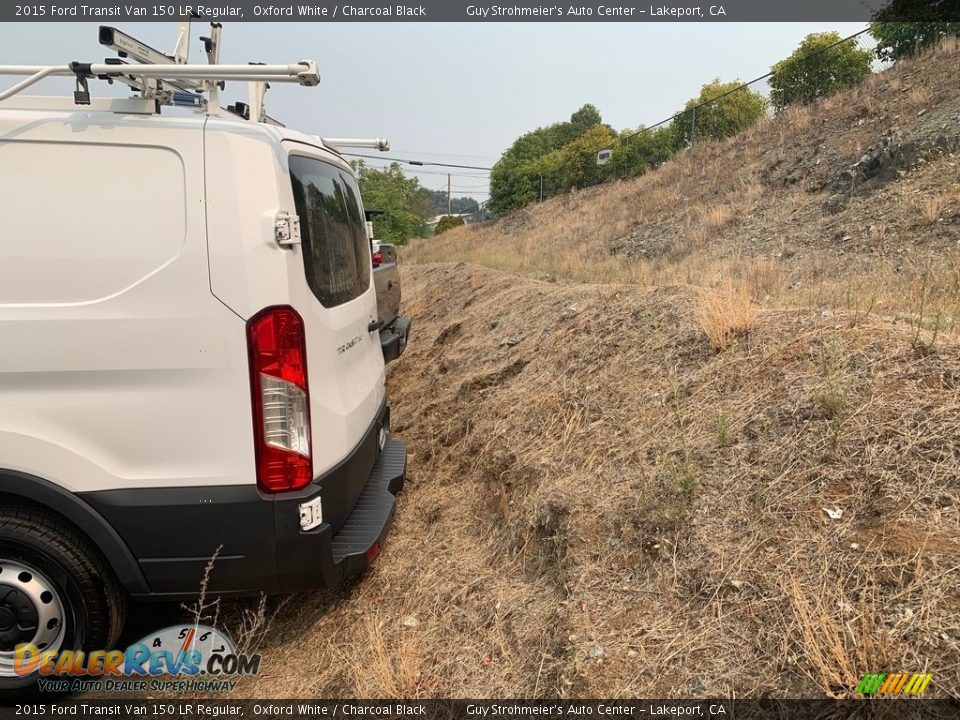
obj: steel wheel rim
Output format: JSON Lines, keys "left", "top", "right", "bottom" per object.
{"left": 0, "top": 560, "right": 66, "bottom": 678}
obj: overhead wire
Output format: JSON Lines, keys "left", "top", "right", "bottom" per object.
{"left": 341, "top": 152, "right": 492, "bottom": 171}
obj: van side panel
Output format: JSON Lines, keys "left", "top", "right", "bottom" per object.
{"left": 0, "top": 142, "right": 185, "bottom": 304}
{"left": 201, "top": 125, "right": 292, "bottom": 320}
{"left": 0, "top": 111, "right": 256, "bottom": 494}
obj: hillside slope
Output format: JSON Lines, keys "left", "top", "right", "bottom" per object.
{"left": 405, "top": 39, "right": 960, "bottom": 333}
{"left": 237, "top": 40, "right": 960, "bottom": 699}
{"left": 244, "top": 264, "right": 959, "bottom": 698}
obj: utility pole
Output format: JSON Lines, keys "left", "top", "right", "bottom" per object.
{"left": 447, "top": 173, "right": 452, "bottom": 215}
{"left": 539, "top": 175, "right": 544, "bottom": 202}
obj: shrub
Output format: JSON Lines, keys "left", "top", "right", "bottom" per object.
{"left": 434, "top": 215, "right": 466, "bottom": 235}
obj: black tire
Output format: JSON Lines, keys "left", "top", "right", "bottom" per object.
{"left": 0, "top": 505, "right": 127, "bottom": 692}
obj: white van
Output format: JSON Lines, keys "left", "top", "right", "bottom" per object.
{"left": 0, "top": 24, "right": 407, "bottom": 689}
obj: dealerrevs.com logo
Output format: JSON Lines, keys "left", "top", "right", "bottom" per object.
{"left": 15, "top": 624, "right": 260, "bottom": 693}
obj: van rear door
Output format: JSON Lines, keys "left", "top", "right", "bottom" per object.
{"left": 284, "top": 148, "right": 387, "bottom": 529}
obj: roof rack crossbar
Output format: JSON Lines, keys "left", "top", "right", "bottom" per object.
{"left": 325, "top": 138, "right": 390, "bottom": 151}
{"left": 0, "top": 66, "right": 64, "bottom": 102}
{"left": 0, "top": 20, "right": 320, "bottom": 117}
{"left": 0, "top": 63, "right": 318, "bottom": 82}
{"left": 0, "top": 61, "right": 320, "bottom": 106}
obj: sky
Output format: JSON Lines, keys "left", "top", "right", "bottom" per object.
{"left": 3, "top": 21, "right": 867, "bottom": 200}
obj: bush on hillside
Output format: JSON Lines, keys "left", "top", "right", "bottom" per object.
{"left": 769, "top": 32, "right": 874, "bottom": 110}
{"left": 434, "top": 215, "right": 465, "bottom": 235}
{"left": 672, "top": 79, "right": 768, "bottom": 148}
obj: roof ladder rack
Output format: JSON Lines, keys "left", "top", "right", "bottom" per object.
{"left": 0, "top": 20, "right": 320, "bottom": 117}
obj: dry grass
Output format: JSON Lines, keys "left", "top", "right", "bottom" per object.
{"left": 907, "top": 85, "right": 932, "bottom": 108}
{"left": 340, "top": 40, "right": 960, "bottom": 699}
{"left": 695, "top": 283, "right": 756, "bottom": 352}
{"left": 702, "top": 203, "right": 732, "bottom": 230}
{"left": 782, "top": 576, "right": 892, "bottom": 698}
{"left": 921, "top": 195, "right": 945, "bottom": 222}
{"left": 227, "top": 263, "right": 960, "bottom": 699}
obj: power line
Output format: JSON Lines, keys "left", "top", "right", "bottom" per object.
{"left": 430, "top": 187, "right": 489, "bottom": 193}
{"left": 350, "top": 158, "right": 486, "bottom": 174}
{"left": 356, "top": 163, "right": 490, "bottom": 179}
{"left": 606, "top": 26, "right": 873, "bottom": 150}
{"left": 342, "top": 152, "right": 492, "bottom": 171}
{"left": 398, "top": 150, "right": 498, "bottom": 161}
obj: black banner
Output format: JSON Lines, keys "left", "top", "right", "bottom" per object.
{"left": 2, "top": 700, "right": 960, "bottom": 720}
{"left": 3, "top": 0, "right": 960, "bottom": 22}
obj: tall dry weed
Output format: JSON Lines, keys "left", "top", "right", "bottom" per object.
{"left": 695, "top": 283, "right": 757, "bottom": 352}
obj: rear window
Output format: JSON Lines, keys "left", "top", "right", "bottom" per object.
{"left": 290, "top": 155, "right": 371, "bottom": 308}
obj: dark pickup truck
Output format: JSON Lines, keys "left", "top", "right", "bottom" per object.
{"left": 367, "top": 210, "right": 411, "bottom": 363}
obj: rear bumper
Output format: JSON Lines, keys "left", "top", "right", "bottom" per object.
{"left": 380, "top": 315, "right": 412, "bottom": 364}
{"left": 277, "top": 436, "right": 406, "bottom": 593}
{"left": 81, "top": 405, "right": 406, "bottom": 600}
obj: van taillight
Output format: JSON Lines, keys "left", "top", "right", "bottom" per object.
{"left": 247, "top": 306, "right": 312, "bottom": 493}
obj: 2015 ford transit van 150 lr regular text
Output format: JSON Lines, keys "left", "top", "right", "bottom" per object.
{"left": 0, "top": 23, "right": 408, "bottom": 691}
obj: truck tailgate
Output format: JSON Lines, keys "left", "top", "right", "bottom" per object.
{"left": 373, "top": 246, "right": 401, "bottom": 327}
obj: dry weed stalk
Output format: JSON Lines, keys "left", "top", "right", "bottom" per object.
{"left": 921, "top": 195, "right": 944, "bottom": 222}
{"left": 181, "top": 544, "right": 223, "bottom": 630}
{"left": 349, "top": 617, "right": 423, "bottom": 698}
{"left": 907, "top": 85, "right": 931, "bottom": 107}
{"left": 179, "top": 544, "right": 286, "bottom": 658}
{"left": 783, "top": 576, "right": 892, "bottom": 698}
{"left": 703, "top": 204, "right": 732, "bottom": 230}
{"left": 695, "top": 284, "right": 756, "bottom": 352}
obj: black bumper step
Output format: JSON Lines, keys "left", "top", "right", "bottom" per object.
{"left": 331, "top": 436, "right": 406, "bottom": 571}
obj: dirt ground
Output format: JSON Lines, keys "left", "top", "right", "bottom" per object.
{"left": 227, "top": 262, "right": 960, "bottom": 699}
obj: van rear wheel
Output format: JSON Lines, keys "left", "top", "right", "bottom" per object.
{"left": 0, "top": 506, "right": 126, "bottom": 691}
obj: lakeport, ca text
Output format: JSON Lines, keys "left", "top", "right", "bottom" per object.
{"left": 465, "top": 705, "right": 728, "bottom": 717}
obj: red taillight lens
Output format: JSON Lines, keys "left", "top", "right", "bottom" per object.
{"left": 247, "top": 306, "right": 312, "bottom": 493}
{"left": 372, "top": 251, "right": 383, "bottom": 266}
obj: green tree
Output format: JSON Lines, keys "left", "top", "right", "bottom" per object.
{"left": 672, "top": 79, "right": 768, "bottom": 147}
{"left": 569, "top": 104, "right": 603, "bottom": 135}
{"left": 489, "top": 160, "right": 541, "bottom": 214}
{"left": 352, "top": 161, "right": 432, "bottom": 245}
{"left": 871, "top": 21, "right": 960, "bottom": 61}
{"left": 427, "top": 190, "right": 479, "bottom": 216}
{"left": 769, "top": 32, "right": 874, "bottom": 110}
{"left": 870, "top": 0, "right": 960, "bottom": 60}
{"left": 532, "top": 124, "right": 619, "bottom": 193}
{"left": 489, "top": 104, "right": 605, "bottom": 213}
{"left": 604, "top": 125, "right": 678, "bottom": 178}
{"left": 434, "top": 215, "right": 465, "bottom": 235}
